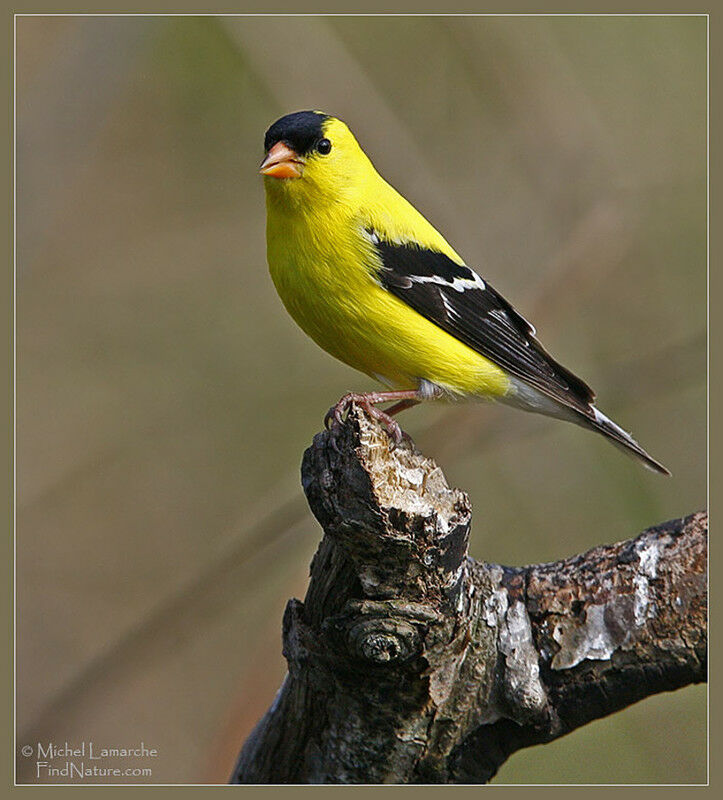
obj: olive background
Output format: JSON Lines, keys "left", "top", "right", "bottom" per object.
{"left": 16, "top": 15, "right": 706, "bottom": 783}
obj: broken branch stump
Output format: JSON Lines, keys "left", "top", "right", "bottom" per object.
{"left": 231, "top": 405, "right": 707, "bottom": 784}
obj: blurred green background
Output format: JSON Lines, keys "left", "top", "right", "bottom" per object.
{"left": 16, "top": 15, "right": 706, "bottom": 784}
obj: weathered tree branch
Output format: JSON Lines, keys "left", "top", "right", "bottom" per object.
{"left": 231, "top": 405, "right": 707, "bottom": 784}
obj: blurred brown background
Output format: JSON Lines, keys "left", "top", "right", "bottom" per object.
{"left": 16, "top": 15, "right": 706, "bottom": 784}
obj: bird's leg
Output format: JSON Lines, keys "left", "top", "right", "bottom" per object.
{"left": 324, "top": 390, "right": 421, "bottom": 444}
{"left": 385, "top": 398, "right": 421, "bottom": 416}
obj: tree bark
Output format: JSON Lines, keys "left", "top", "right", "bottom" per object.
{"left": 230, "top": 405, "right": 707, "bottom": 784}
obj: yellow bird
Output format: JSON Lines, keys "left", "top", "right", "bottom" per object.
{"left": 260, "top": 110, "right": 669, "bottom": 475}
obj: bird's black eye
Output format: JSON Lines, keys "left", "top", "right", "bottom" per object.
{"left": 316, "top": 138, "right": 332, "bottom": 155}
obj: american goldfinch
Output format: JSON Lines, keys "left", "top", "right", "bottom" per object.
{"left": 260, "top": 110, "right": 669, "bottom": 475}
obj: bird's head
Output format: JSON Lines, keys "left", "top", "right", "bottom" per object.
{"left": 260, "top": 111, "right": 373, "bottom": 210}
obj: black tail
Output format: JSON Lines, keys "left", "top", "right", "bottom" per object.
{"left": 581, "top": 405, "right": 671, "bottom": 476}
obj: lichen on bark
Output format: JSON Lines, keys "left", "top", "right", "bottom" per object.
{"left": 231, "top": 406, "right": 707, "bottom": 784}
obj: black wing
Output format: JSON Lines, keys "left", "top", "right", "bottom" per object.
{"left": 369, "top": 232, "right": 595, "bottom": 412}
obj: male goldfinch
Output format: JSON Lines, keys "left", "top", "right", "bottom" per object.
{"left": 260, "top": 110, "right": 669, "bottom": 475}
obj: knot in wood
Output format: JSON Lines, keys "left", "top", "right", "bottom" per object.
{"left": 346, "top": 618, "right": 420, "bottom": 664}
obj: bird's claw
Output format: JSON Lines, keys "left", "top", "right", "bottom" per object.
{"left": 379, "top": 415, "right": 404, "bottom": 447}
{"left": 324, "top": 393, "right": 355, "bottom": 431}
{"left": 324, "top": 393, "right": 408, "bottom": 449}
{"left": 323, "top": 406, "right": 336, "bottom": 431}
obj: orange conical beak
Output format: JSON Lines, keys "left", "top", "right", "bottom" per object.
{"left": 259, "top": 142, "right": 305, "bottom": 179}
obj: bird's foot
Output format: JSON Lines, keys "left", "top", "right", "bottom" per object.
{"left": 324, "top": 391, "right": 419, "bottom": 447}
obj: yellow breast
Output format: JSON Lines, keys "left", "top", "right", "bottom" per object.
{"left": 264, "top": 181, "right": 510, "bottom": 399}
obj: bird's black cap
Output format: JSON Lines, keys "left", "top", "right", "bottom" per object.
{"left": 264, "top": 110, "right": 330, "bottom": 157}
